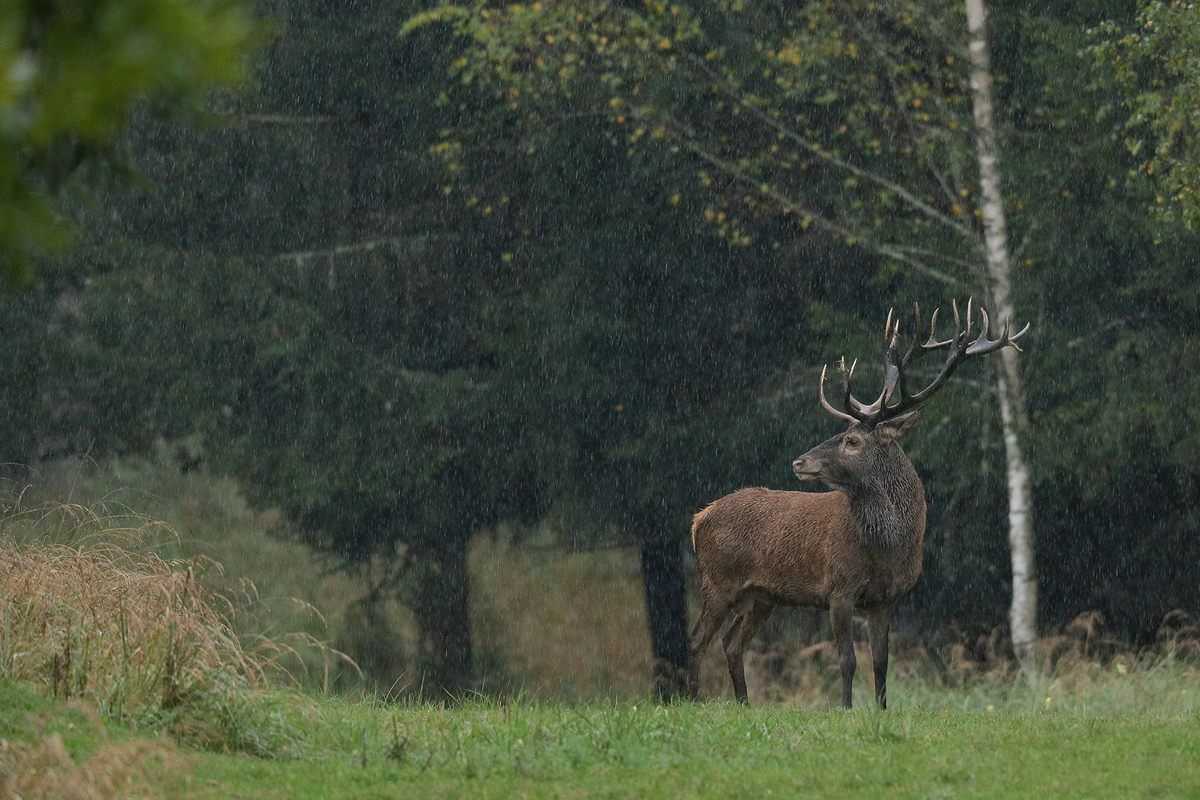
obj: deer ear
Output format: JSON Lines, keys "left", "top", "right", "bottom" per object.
{"left": 876, "top": 409, "right": 921, "bottom": 442}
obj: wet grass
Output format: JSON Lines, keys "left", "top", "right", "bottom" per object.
{"left": 3, "top": 682, "right": 1198, "bottom": 799}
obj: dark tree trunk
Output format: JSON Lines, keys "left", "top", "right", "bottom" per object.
{"left": 640, "top": 533, "right": 689, "bottom": 700}
{"left": 413, "top": 533, "right": 473, "bottom": 701}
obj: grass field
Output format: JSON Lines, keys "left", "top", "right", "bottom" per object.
{"left": 3, "top": 681, "right": 1199, "bottom": 799}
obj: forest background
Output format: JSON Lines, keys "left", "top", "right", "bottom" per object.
{"left": 4, "top": 0, "right": 1200, "bottom": 701}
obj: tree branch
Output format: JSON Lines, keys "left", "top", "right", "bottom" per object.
{"left": 276, "top": 237, "right": 413, "bottom": 265}
{"left": 682, "top": 52, "right": 978, "bottom": 241}
{"left": 665, "top": 124, "right": 962, "bottom": 286}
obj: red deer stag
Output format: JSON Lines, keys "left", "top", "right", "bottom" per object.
{"left": 688, "top": 300, "right": 1028, "bottom": 709}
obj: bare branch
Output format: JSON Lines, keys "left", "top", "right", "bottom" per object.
{"left": 681, "top": 53, "right": 977, "bottom": 242}
{"left": 661, "top": 123, "right": 964, "bottom": 286}
{"left": 276, "top": 237, "right": 411, "bottom": 266}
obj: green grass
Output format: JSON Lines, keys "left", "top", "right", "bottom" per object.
{"left": 4, "top": 683, "right": 1198, "bottom": 800}
{"left": 0, "top": 683, "right": 105, "bottom": 758}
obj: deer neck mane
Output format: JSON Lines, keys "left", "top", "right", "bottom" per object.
{"left": 840, "top": 449, "right": 925, "bottom": 550}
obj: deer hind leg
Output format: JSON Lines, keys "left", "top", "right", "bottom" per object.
{"left": 687, "top": 594, "right": 730, "bottom": 701}
{"left": 866, "top": 603, "right": 898, "bottom": 709}
{"left": 722, "top": 600, "right": 774, "bottom": 706}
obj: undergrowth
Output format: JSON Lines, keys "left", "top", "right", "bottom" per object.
{"left": 0, "top": 498, "right": 353, "bottom": 756}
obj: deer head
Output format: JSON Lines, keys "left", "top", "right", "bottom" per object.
{"left": 793, "top": 299, "right": 1028, "bottom": 496}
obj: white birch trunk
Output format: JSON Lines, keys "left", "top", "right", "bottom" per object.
{"left": 965, "top": 0, "right": 1038, "bottom": 666}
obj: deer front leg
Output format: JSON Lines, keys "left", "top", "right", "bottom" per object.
{"left": 830, "top": 597, "right": 857, "bottom": 710}
{"left": 866, "top": 603, "right": 897, "bottom": 709}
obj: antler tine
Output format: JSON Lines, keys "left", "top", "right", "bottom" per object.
{"left": 965, "top": 306, "right": 1030, "bottom": 356}
{"left": 925, "top": 307, "right": 953, "bottom": 349}
{"left": 979, "top": 305, "right": 992, "bottom": 340}
{"left": 896, "top": 303, "right": 919, "bottom": 403}
{"left": 1008, "top": 319, "right": 1031, "bottom": 351}
{"left": 897, "top": 301, "right": 949, "bottom": 405}
{"left": 878, "top": 315, "right": 901, "bottom": 409}
{"left": 840, "top": 356, "right": 855, "bottom": 407}
{"left": 841, "top": 357, "right": 875, "bottom": 417}
{"left": 844, "top": 308, "right": 905, "bottom": 419}
{"left": 819, "top": 363, "right": 858, "bottom": 423}
{"left": 900, "top": 303, "right": 952, "bottom": 361}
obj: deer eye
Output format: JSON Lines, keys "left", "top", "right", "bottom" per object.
{"left": 844, "top": 435, "right": 861, "bottom": 448}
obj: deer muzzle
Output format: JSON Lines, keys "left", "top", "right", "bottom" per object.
{"left": 792, "top": 456, "right": 821, "bottom": 481}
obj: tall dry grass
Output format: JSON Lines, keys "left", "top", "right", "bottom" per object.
{"left": 0, "top": 499, "right": 353, "bottom": 754}
{"left": 28, "top": 457, "right": 373, "bottom": 691}
{"left": 2, "top": 537, "right": 262, "bottom": 712}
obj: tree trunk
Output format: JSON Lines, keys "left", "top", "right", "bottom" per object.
{"left": 414, "top": 533, "right": 473, "bottom": 700}
{"left": 640, "top": 532, "right": 689, "bottom": 700}
{"left": 965, "top": 0, "right": 1038, "bottom": 667}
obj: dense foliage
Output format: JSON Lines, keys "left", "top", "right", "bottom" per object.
{"left": 4, "top": 0, "right": 1200, "bottom": 694}
{"left": 0, "top": 0, "right": 259, "bottom": 287}
{"left": 405, "top": 0, "right": 985, "bottom": 283}
{"left": 1096, "top": 0, "right": 1200, "bottom": 229}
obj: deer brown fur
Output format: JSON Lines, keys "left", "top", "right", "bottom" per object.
{"left": 686, "top": 301, "right": 1027, "bottom": 709}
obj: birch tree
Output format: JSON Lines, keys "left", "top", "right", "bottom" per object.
{"left": 964, "top": 0, "right": 1037, "bottom": 666}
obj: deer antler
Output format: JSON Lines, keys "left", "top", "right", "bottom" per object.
{"left": 818, "top": 299, "right": 1029, "bottom": 427}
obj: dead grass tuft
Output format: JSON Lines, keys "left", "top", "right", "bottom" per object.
{"left": 0, "top": 734, "right": 187, "bottom": 800}
{"left": 0, "top": 531, "right": 273, "bottom": 716}
{"left": 0, "top": 500, "right": 354, "bottom": 751}
{"left": 1156, "top": 609, "right": 1200, "bottom": 659}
